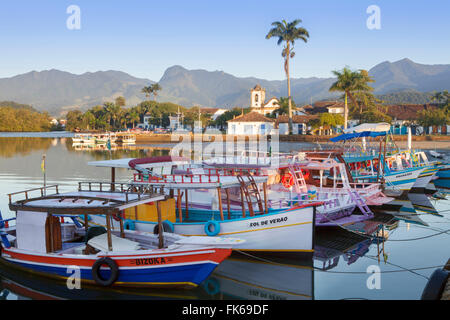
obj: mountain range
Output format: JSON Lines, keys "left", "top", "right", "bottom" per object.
{"left": 0, "top": 58, "right": 449, "bottom": 116}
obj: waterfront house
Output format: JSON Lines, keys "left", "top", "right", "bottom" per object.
{"left": 227, "top": 111, "right": 275, "bottom": 135}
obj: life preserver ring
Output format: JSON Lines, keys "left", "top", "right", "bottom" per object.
{"left": 202, "top": 277, "right": 221, "bottom": 296}
{"left": 91, "top": 257, "right": 119, "bottom": 287}
{"left": 204, "top": 220, "right": 220, "bottom": 236}
{"left": 281, "top": 173, "right": 294, "bottom": 189}
{"left": 153, "top": 220, "right": 174, "bottom": 234}
{"left": 123, "top": 219, "right": 135, "bottom": 231}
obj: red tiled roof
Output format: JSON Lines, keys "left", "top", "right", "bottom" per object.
{"left": 227, "top": 111, "right": 275, "bottom": 123}
{"left": 275, "top": 115, "right": 318, "bottom": 124}
{"left": 385, "top": 104, "right": 438, "bottom": 121}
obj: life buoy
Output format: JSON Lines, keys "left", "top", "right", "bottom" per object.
{"left": 202, "top": 278, "right": 221, "bottom": 296}
{"left": 281, "top": 173, "right": 294, "bottom": 189}
{"left": 91, "top": 257, "right": 119, "bottom": 287}
{"left": 356, "top": 163, "right": 361, "bottom": 170}
{"left": 123, "top": 219, "right": 136, "bottom": 231}
{"left": 153, "top": 220, "right": 174, "bottom": 234}
{"left": 204, "top": 220, "right": 220, "bottom": 236}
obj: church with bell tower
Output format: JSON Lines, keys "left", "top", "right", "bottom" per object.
{"left": 250, "top": 84, "right": 279, "bottom": 116}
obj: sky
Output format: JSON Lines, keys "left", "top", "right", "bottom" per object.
{"left": 0, "top": 0, "right": 449, "bottom": 81}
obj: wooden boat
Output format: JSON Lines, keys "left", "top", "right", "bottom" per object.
{"left": 87, "top": 157, "right": 319, "bottom": 256}
{"left": 116, "top": 134, "right": 136, "bottom": 144}
{"left": 71, "top": 133, "right": 95, "bottom": 144}
{"left": 0, "top": 184, "right": 242, "bottom": 289}
{"left": 93, "top": 132, "right": 117, "bottom": 144}
{"left": 201, "top": 152, "right": 392, "bottom": 226}
{"left": 384, "top": 150, "right": 441, "bottom": 190}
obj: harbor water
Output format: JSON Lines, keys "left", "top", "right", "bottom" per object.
{"left": 0, "top": 134, "right": 449, "bottom": 300}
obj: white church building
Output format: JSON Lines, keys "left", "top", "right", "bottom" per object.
{"left": 249, "top": 84, "right": 280, "bottom": 116}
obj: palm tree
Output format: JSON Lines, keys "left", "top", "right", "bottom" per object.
{"left": 151, "top": 83, "right": 162, "bottom": 101}
{"left": 329, "top": 67, "right": 374, "bottom": 129}
{"left": 141, "top": 86, "right": 153, "bottom": 100}
{"left": 266, "top": 19, "right": 309, "bottom": 134}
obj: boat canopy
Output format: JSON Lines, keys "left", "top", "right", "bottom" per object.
{"left": 330, "top": 131, "right": 386, "bottom": 142}
{"left": 343, "top": 122, "right": 391, "bottom": 133}
{"left": 88, "top": 156, "right": 190, "bottom": 170}
{"left": 9, "top": 189, "right": 166, "bottom": 215}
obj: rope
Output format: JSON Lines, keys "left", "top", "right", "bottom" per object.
{"left": 234, "top": 250, "right": 444, "bottom": 280}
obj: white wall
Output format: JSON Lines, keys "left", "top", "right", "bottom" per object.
{"left": 227, "top": 122, "right": 274, "bottom": 135}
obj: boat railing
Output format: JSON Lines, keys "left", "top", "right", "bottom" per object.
{"left": 133, "top": 172, "right": 222, "bottom": 184}
{"left": 8, "top": 184, "right": 59, "bottom": 204}
{"left": 78, "top": 181, "right": 132, "bottom": 193}
{"left": 337, "top": 182, "right": 379, "bottom": 191}
{"left": 187, "top": 167, "right": 267, "bottom": 177}
{"left": 77, "top": 181, "right": 153, "bottom": 202}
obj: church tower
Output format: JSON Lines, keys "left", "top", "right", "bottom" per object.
{"left": 250, "top": 84, "right": 266, "bottom": 109}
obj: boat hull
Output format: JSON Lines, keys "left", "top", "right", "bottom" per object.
{"left": 0, "top": 246, "right": 230, "bottom": 288}
{"left": 89, "top": 205, "right": 316, "bottom": 255}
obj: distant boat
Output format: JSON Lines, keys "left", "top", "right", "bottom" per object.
{"left": 71, "top": 133, "right": 95, "bottom": 144}
{"left": 116, "top": 134, "right": 136, "bottom": 144}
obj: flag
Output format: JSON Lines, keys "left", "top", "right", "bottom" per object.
{"left": 41, "top": 155, "right": 46, "bottom": 173}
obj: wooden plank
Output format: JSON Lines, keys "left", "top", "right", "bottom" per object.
{"left": 185, "top": 189, "right": 189, "bottom": 219}
{"left": 225, "top": 188, "right": 231, "bottom": 220}
{"left": 156, "top": 201, "right": 164, "bottom": 249}
{"left": 240, "top": 187, "right": 246, "bottom": 218}
{"left": 217, "top": 187, "right": 224, "bottom": 221}
{"left": 263, "top": 182, "right": 268, "bottom": 215}
{"left": 106, "top": 213, "right": 113, "bottom": 251}
{"left": 177, "top": 189, "right": 183, "bottom": 223}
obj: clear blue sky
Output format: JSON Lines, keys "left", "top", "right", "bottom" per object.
{"left": 0, "top": 0, "right": 448, "bottom": 81}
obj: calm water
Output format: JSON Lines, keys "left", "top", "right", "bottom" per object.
{"left": 0, "top": 134, "right": 449, "bottom": 300}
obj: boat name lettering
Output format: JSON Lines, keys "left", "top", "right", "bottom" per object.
{"left": 249, "top": 216, "right": 288, "bottom": 227}
{"left": 131, "top": 257, "right": 167, "bottom": 265}
{"left": 397, "top": 173, "right": 412, "bottom": 178}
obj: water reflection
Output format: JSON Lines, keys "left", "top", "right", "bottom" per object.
{"left": 0, "top": 137, "right": 53, "bottom": 158}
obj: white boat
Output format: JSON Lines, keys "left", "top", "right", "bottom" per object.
{"left": 87, "top": 156, "right": 318, "bottom": 256}
{"left": 71, "top": 133, "right": 95, "bottom": 144}
{"left": 117, "top": 134, "right": 136, "bottom": 144}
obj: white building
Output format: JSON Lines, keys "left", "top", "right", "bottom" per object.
{"left": 227, "top": 112, "right": 275, "bottom": 135}
{"left": 276, "top": 115, "right": 318, "bottom": 135}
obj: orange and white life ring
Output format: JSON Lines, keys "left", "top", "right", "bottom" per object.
{"left": 281, "top": 173, "right": 294, "bottom": 189}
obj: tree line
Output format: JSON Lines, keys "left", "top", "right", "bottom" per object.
{"left": 0, "top": 103, "right": 51, "bottom": 132}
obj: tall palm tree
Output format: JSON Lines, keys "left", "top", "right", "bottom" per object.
{"left": 141, "top": 86, "right": 153, "bottom": 100}
{"left": 329, "top": 67, "right": 374, "bottom": 129}
{"left": 266, "top": 19, "right": 309, "bottom": 134}
{"left": 151, "top": 83, "right": 162, "bottom": 101}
